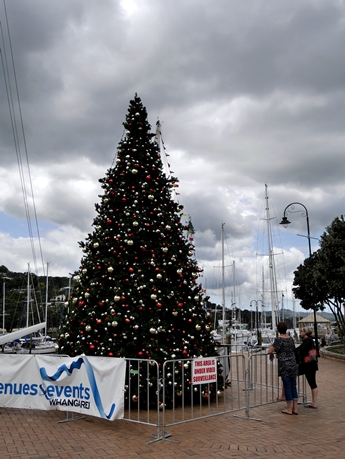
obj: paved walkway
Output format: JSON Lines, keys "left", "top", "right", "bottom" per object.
{"left": 0, "top": 356, "right": 344, "bottom": 459}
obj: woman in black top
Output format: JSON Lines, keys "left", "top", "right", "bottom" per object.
{"left": 298, "top": 327, "right": 318, "bottom": 408}
{"left": 268, "top": 322, "right": 299, "bottom": 415}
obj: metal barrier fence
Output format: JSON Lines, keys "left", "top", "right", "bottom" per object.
{"left": 160, "top": 354, "right": 247, "bottom": 441}
{"left": 123, "top": 351, "right": 307, "bottom": 443}
{"left": 122, "top": 358, "right": 162, "bottom": 442}
{"left": 247, "top": 351, "right": 306, "bottom": 408}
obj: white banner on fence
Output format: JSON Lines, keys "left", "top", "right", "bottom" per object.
{"left": 192, "top": 357, "right": 218, "bottom": 384}
{"left": 0, "top": 354, "right": 125, "bottom": 420}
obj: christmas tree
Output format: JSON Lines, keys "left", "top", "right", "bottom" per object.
{"left": 58, "top": 94, "right": 224, "bottom": 404}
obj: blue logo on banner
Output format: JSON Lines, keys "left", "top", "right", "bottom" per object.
{"left": 39, "top": 356, "right": 116, "bottom": 419}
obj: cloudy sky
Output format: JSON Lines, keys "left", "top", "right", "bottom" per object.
{"left": 1, "top": 0, "right": 344, "bottom": 317}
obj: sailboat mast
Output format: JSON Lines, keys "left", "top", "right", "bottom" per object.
{"left": 261, "top": 267, "right": 266, "bottom": 328}
{"left": 232, "top": 260, "right": 236, "bottom": 322}
{"left": 45, "top": 262, "right": 49, "bottom": 339}
{"left": 264, "top": 185, "right": 279, "bottom": 330}
{"left": 221, "top": 223, "right": 226, "bottom": 342}
{"left": 26, "top": 263, "right": 30, "bottom": 328}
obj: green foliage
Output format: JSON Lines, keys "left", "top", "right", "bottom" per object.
{"left": 293, "top": 215, "right": 345, "bottom": 343}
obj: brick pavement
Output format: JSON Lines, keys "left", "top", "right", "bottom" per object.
{"left": 0, "top": 356, "right": 344, "bottom": 459}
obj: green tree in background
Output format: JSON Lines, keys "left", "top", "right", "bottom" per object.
{"left": 57, "top": 94, "right": 224, "bottom": 404}
{"left": 293, "top": 215, "right": 345, "bottom": 343}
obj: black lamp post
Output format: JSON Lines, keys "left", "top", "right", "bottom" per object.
{"left": 280, "top": 202, "right": 319, "bottom": 354}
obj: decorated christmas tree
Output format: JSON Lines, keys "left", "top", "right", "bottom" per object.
{"left": 58, "top": 94, "right": 224, "bottom": 404}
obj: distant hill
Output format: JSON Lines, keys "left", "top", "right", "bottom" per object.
{"left": 266, "top": 308, "right": 335, "bottom": 322}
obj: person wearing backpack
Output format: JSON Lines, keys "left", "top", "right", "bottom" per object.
{"left": 298, "top": 327, "right": 319, "bottom": 408}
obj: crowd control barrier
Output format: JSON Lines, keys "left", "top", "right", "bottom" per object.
{"left": 123, "top": 349, "right": 307, "bottom": 443}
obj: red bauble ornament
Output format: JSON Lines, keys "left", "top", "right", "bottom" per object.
{"left": 182, "top": 349, "right": 188, "bottom": 355}
{"left": 129, "top": 267, "right": 134, "bottom": 273}
{"left": 108, "top": 352, "right": 113, "bottom": 357}
{"left": 90, "top": 345, "right": 95, "bottom": 350}
{"left": 157, "top": 303, "right": 162, "bottom": 308}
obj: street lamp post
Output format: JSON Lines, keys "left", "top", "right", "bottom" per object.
{"left": 280, "top": 202, "right": 319, "bottom": 354}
